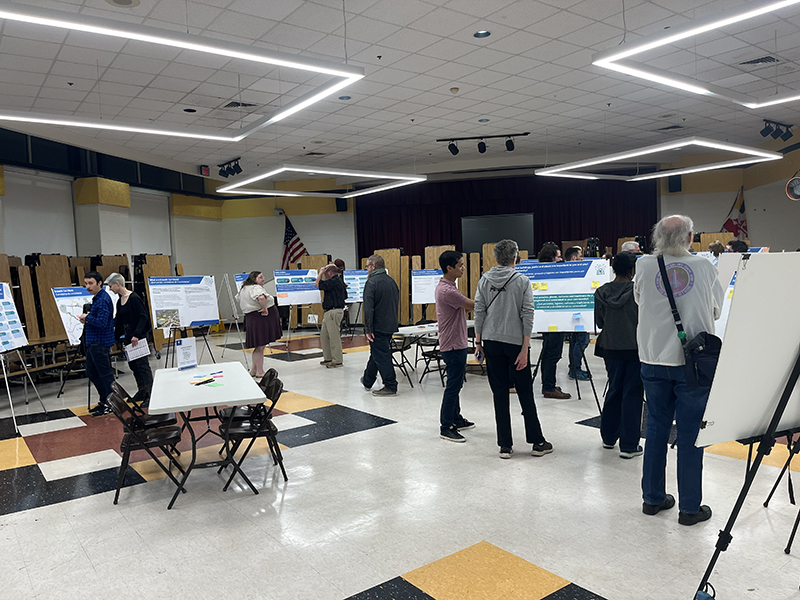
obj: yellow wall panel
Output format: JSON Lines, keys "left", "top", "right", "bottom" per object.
{"left": 74, "top": 177, "right": 131, "bottom": 207}
{"left": 170, "top": 194, "right": 222, "bottom": 219}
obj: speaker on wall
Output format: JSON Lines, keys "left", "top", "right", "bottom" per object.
{"left": 335, "top": 198, "right": 348, "bottom": 212}
{"left": 668, "top": 175, "right": 682, "bottom": 193}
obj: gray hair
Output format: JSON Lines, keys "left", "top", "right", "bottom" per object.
{"left": 652, "top": 215, "right": 693, "bottom": 256}
{"left": 494, "top": 239, "right": 519, "bottom": 266}
{"left": 105, "top": 272, "right": 125, "bottom": 286}
{"left": 621, "top": 240, "right": 640, "bottom": 253}
{"left": 367, "top": 254, "right": 385, "bottom": 269}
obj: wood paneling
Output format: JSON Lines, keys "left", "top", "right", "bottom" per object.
{"left": 699, "top": 232, "right": 735, "bottom": 250}
{"left": 8, "top": 256, "right": 21, "bottom": 268}
{"left": 562, "top": 239, "right": 588, "bottom": 256}
{"left": 519, "top": 250, "right": 528, "bottom": 261}
{"left": 35, "top": 255, "right": 71, "bottom": 340}
{"left": 424, "top": 245, "right": 454, "bottom": 321}
{"left": 94, "top": 254, "right": 128, "bottom": 282}
{"left": 616, "top": 237, "right": 636, "bottom": 254}
{"left": 298, "top": 254, "right": 328, "bottom": 326}
{"left": 175, "top": 263, "right": 184, "bottom": 276}
{"left": 482, "top": 244, "right": 497, "bottom": 273}
{"left": 141, "top": 254, "right": 172, "bottom": 351}
{"left": 69, "top": 257, "right": 93, "bottom": 284}
{"left": 289, "top": 260, "right": 300, "bottom": 329}
{"left": 469, "top": 252, "right": 480, "bottom": 316}
{"left": 400, "top": 255, "right": 410, "bottom": 325}
{"left": 17, "top": 266, "right": 41, "bottom": 341}
{"left": 0, "top": 255, "right": 11, "bottom": 287}
{"left": 411, "top": 255, "right": 422, "bottom": 324}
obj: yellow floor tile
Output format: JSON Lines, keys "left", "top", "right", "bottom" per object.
{"left": 0, "top": 437, "right": 36, "bottom": 471}
{"left": 71, "top": 405, "right": 92, "bottom": 417}
{"left": 404, "top": 541, "right": 569, "bottom": 600}
{"left": 275, "top": 391, "right": 333, "bottom": 413}
{"left": 706, "top": 440, "right": 800, "bottom": 472}
{"left": 343, "top": 345, "right": 370, "bottom": 353}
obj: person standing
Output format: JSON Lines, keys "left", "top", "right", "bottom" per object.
{"left": 435, "top": 250, "right": 475, "bottom": 442}
{"left": 537, "top": 244, "right": 570, "bottom": 399}
{"left": 315, "top": 263, "right": 347, "bottom": 368}
{"left": 564, "top": 246, "right": 590, "bottom": 381}
{"left": 594, "top": 252, "right": 643, "bottom": 458}
{"left": 475, "top": 239, "right": 552, "bottom": 459}
{"left": 78, "top": 271, "right": 116, "bottom": 417}
{"left": 635, "top": 215, "right": 724, "bottom": 526}
{"left": 361, "top": 254, "right": 399, "bottom": 397}
{"left": 237, "top": 271, "right": 281, "bottom": 378}
{"left": 105, "top": 272, "right": 153, "bottom": 407}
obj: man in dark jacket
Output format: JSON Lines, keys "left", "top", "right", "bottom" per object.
{"left": 361, "top": 254, "right": 400, "bottom": 396}
{"left": 594, "top": 251, "right": 643, "bottom": 458}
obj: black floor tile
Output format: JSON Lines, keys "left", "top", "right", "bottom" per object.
{"left": 266, "top": 351, "right": 324, "bottom": 362}
{"left": 345, "top": 577, "right": 435, "bottom": 600}
{"left": 0, "top": 408, "right": 77, "bottom": 441}
{"left": 277, "top": 404, "right": 395, "bottom": 448}
{"left": 576, "top": 405, "right": 673, "bottom": 444}
{"left": 542, "top": 582, "right": 609, "bottom": 600}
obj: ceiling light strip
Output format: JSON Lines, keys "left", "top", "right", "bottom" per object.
{"left": 627, "top": 157, "right": 777, "bottom": 182}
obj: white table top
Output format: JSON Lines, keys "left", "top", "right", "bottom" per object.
{"left": 148, "top": 361, "right": 265, "bottom": 415}
{"left": 396, "top": 320, "right": 474, "bottom": 336}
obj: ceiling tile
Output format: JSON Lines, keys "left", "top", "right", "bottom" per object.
{"left": 455, "top": 47, "right": 515, "bottom": 69}
{"left": 408, "top": 7, "right": 479, "bottom": 37}
{"left": 380, "top": 28, "right": 440, "bottom": 53}
{"left": 335, "top": 16, "right": 402, "bottom": 44}
{"left": 362, "top": 0, "right": 438, "bottom": 27}
{"left": 390, "top": 54, "right": 447, "bottom": 74}
{"left": 443, "top": 0, "right": 518, "bottom": 19}
{"left": 487, "top": 30, "right": 550, "bottom": 54}
{"left": 418, "top": 38, "right": 477, "bottom": 61}
{"left": 0, "top": 36, "right": 61, "bottom": 61}
{"left": 490, "top": 55, "right": 544, "bottom": 76}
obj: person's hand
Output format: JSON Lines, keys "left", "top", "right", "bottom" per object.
{"left": 514, "top": 348, "right": 528, "bottom": 370}
{"left": 366, "top": 332, "right": 374, "bottom": 342}
{"left": 78, "top": 314, "right": 87, "bottom": 324}
{"left": 475, "top": 343, "right": 484, "bottom": 364}
{"left": 131, "top": 337, "right": 139, "bottom": 347}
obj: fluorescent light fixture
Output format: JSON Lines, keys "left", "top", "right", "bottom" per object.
{"left": 593, "top": 0, "right": 800, "bottom": 109}
{"left": 216, "top": 164, "right": 426, "bottom": 199}
{"left": 0, "top": 2, "right": 364, "bottom": 140}
{"left": 535, "top": 137, "right": 782, "bottom": 182}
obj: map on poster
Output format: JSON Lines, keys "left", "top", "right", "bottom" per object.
{"left": 234, "top": 273, "right": 248, "bottom": 293}
{"left": 516, "top": 259, "right": 612, "bottom": 333}
{"left": 715, "top": 272, "right": 736, "bottom": 339}
{"left": 147, "top": 276, "right": 219, "bottom": 331}
{"left": 412, "top": 269, "right": 443, "bottom": 304}
{"left": 0, "top": 283, "right": 27, "bottom": 352}
{"left": 52, "top": 286, "right": 117, "bottom": 345}
{"left": 273, "top": 270, "right": 321, "bottom": 306}
{"left": 344, "top": 270, "right": 368, "bottom": 303}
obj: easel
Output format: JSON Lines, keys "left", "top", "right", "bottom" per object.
{"left": 1, "top": 349, "right": 47, "bottom": 433}
{"left": 344, "top": 302, "right": 363, "bottom": 339}
{"left": 696, "top": 346, "right": 800, "bottom": 599}
{"left": 216, "top": 274, "right": 248, "bottom": 369}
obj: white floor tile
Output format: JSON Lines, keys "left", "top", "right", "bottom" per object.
{"left": 271, "top": 413, "right": 315, "bottom": 430}
{"left": 17, "top": 416, "right": 86, "bottom": 437}
{"left": 37, "top": 450, "right": 121, "bottom": 482}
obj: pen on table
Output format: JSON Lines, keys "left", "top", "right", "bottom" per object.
{"left": 211, "top": 370, "right": 223, "bottom": 375}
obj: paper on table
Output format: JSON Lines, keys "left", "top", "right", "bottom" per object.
{"left": 124, "top": 339, "right": 150, "bottom": 362}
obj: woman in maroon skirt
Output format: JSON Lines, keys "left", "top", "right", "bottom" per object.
{"left": 237, "top": 271, "right": 281, "bottom": 377}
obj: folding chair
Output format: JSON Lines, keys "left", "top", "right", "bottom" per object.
{"left": 390, "top": 335, "right": 415, "bottom": 388}
{"left": 216, "top": 368, "right": 279, "bottom": 423}
{"left": 418, "top": 337, "right": 445, "bottom": 386}
{"left": 111, "top": 381, "right": 179, "bottom": 435}
{"left": 107, "top": 393, "right": 186, "bottom": 505}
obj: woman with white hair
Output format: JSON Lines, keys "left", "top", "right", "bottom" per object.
{"left": 105, "top": 272, "right": 153, "bottom": 406}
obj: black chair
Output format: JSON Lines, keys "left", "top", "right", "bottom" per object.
{"left": 107, "top": 393, "right": 186, "bottom": 505}
{"left": 216, "top": 368, "right": 279, "bottom": 423}
{"left": 390, "top": 335, "right": 415, "bottom": 388}
{"left": 417, "top": 337, "right": 445, "bottom": 386}
{"left": 111, "top": 381, "right": 179, "bottom": 434}
{"left": 218, "top": 377, "right": 288, "bottom": 493}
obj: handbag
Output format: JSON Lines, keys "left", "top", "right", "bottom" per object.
{"left": 657, "top": 256, "right": 722, "bottom": 389}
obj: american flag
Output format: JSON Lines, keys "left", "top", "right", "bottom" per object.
{"left": 721, "top": 186, "right": 748, "bottom": 240}
{"left": 281, "top": 217, "right": 308, "bottom": 269}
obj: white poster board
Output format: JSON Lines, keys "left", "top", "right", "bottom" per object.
{"left": 697, "top": 254, "right": 800, "bottom": 446}
{"left": 273, "top": 270, "right": 321, "bottom": 306}
{"left": 147, "top": 276, "right": 220, "bottom": 331}
{"left": 412, "top": 269, "right": 442, "bottom": 304}
{"left": 52, "top": 286, "right": 117, "bottom": 345}
{"left": 714, "top": 272, "right": 736, "bottom": 339}
{"left": 344, "top": 270, "right": 368, "bottom": 303}
{"left": 517, "top": 260, "right": 612, "bottom": 333}
{"left": 176, "top": 337, "right": 197, "bottom": 370}
{"left": 234, "top": 273, "right": 248, "bottom": 293}
{"left": 0, "top": 283, "right": 27, "bottom": 352}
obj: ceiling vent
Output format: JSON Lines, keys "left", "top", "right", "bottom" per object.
{"left": 657, "top": 125, "right": 684, "bottom": 131}
{"left": 739, "top": 56, "right": 778, "bottom": 65}
{"left": 304, "top": 152, "right": 326, "bottom": 156}
{"left": 222, "top": 101, "right": 258, "bottom": 109}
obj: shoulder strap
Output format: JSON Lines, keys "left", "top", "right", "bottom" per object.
{"left": 485, "top": 272, "right": 520, "bottom": 312}
{"left": 657, "top": 255, "right": 687, "bottom": 346}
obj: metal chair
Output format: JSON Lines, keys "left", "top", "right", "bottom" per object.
{"left": 390, "top": 335, "right": 415, "bottom": 388}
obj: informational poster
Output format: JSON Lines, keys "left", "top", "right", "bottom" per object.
{"left": 748, "top": 247, "right": 769, "bottom": 253}
{"left": 273, "top": 270, "right": 321, "bottom": 306}
{"left": 715, "top": 272, "right": 736, "bottom": 339}
{"left": 234, "top": 273, "right": 248, "bottom": 293}
{"left": 412, "top": 269, "right": 443, "bottom": 304}
{"left": 0, "top": 283, "right": 27, "bottom": 352}
{"left": 344, "top": 270, "right": 368, "bottom": 303}
{"left": 516, "top": 260, "right": 612, "bottom": 333}
{"left": 52, "top": 286, "right": 93, "bottom": 345}
{"left": 176, "top": 337, "right": 197, "bottom": 370}
{"left": 147, "top": 276, "right": 220, "bottom": 331}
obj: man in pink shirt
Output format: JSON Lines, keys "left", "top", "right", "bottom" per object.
{"left": 436, "top": 250, "right": 476, "bottom": 442}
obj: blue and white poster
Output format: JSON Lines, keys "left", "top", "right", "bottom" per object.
{"left": 147, "top": 276, "right": 219, "bottom": 331}
{"left": 0, "top": 283, "right": 27, "bottom": 351}
{"left": 273, "top": 270, "right": 321, "bottom": 306}
{"left": 52, "top": 286, "right": 117, "bottom": 346}
{"left": 516, "top": 260, "right": 612, "bottom": 333}
{"left": 412, "top": 269, "right": 443, "bottom": 305}
{"left": 234, "top": 273, "right": 248, "bottom": 293}
{"left": 344, "top": 270, "right": 368, "bottom": 303}
{"left": 715, "top": 272, "right": 736, "bottom": 340}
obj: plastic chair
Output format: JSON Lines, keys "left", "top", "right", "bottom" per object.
{"left": 107, "top": 393, "right": 186, "bottom": 505}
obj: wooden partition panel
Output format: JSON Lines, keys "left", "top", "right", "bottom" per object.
{"left": 142, "top": 254, "right": 172, "bottom": 351}
{"left": 482, "top": 244, "right": 497, "bottom": 273}
{"left": 616, "top": 237, "right": 636, "bottom": 254}
{"left": 519, "top": 250, "right": 528, "bottom": 261}
{"left": 0, "top": 255, "right": 11, "bottom": 287}
{"left": 469, "top": 252, "right": 480, "bottom": 316}
{"left": 95, "top": 255, "right": 129, "bottom": 282}
{"left": 17, "top": 265, "right": 41, "bottom": 341}
{"left": 69, "top": 257, "right": 93, "bottom": 284}
{"left": 8, "top": 256, "right": 21, "bottom": 268}
{"left": 35, "top": 255, "right": 71, "bottom": 340}
{"left": 457, "top": 253, "right": 469, "bottom": 298}
{"left": 562, "top": 239, "right": 588, "bottom": 256}
{"left": 400, "top": 255, "right": 410, "bottom": 325}
{"left": 175, "top": 264, "right": 184, "bottom": 276}
{"left": 361, "top": 257, "right": 367, "bottom": 269}
{"left": 411, "top": 255, "right": 422, "bottom": 324}
{"left": 699, "top": 232, "right": 735, "bottom": 250}
{"left": 423, "top": 245, "right": 454, "bottom": 320}
{"left": 298, "top": 254, "right": 329, "bottom": 326}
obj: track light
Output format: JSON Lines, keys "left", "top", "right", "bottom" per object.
{"left": 219, "top": 166, "right": 228, "bottom": 178}
{"left": 218, "top": 157, "right": 242, "bottom": 178}
{"left": 761, "top": 120, "right": 794, "bottom": 141}
{"left": 231, "top": 161, "right": 243, "bottom": 175}
{"left": 477, "top": 140, "right": 486, "bottom": 154}
{"left": 782, "top": 127, "right": 794, "bottom": 141}
{"left": 436, "top": 132, "right": 529, "bottom": 156}
{"left": 772, "top": 126, "right": 783, "bottom": 140}
{"left": 448, "top": 142, "right": 459, "bottom": 156}
{"left": 505, "top": 138, "right": 514, "bottom": 151}
{"left": 760, "top": 122, "right": 774, "bottom": 137}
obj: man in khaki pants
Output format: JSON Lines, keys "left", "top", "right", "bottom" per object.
{"left": 315, "top": 263, "right": 347, "bottom": 367}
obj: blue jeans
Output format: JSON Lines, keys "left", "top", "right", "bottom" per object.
{"left": 86, "top": 343, "right": 114, "bottom": 405}
{"left": 541, "top": 332, "right": 565, "bottom": 392}
{"left": 569, "top": 332, "right": 590, "bottom": 372}
{"left": 363, "top": 332, "right": 397, "bottom": 392}
{"left": 440, "top": 348, "right": 467, "bottom": 431}
{"left": 601, "top": 358, "right": 643, "bottom": 451}
{"left": 641, "top": 363, "right": 710, "bottom": 514}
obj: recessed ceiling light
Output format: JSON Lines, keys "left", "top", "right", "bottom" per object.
{"left": 183, "top": 108, "right": 196, "bottom": 113}
{"left": 308, "top": 172, "right": 316, "bottom": 175}
{"left": 105, "top": 0, "right": 140, "bottom": 7}
{"left": 338, "top": 96, "right": 351, "bottom": 100}
{"left": 474, "top": 30, "right": 491, "bottom": 38}
{"left": 478, "top": 118, "right": 490, "bottom": 123}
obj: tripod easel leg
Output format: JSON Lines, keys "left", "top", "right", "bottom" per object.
{"left": 16, "top": 351, "right": 46, "bottom": 414}
{"left": 1, "top": 357, "right": 18, "bottom": 433}
{"left": 579, "top": 342, "right": 602, "bottom": 416}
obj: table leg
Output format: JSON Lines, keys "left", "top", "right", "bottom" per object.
{"left": 168, "top": 410, "right": 196, "bottom": 510}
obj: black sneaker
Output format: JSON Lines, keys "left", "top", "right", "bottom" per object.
{"left": 679, "top": 505, "right": 712, "bottom": 526}
{"left": 90, "top": 403, "right": 112, "bottom": 417}
{"left": 360, "top": 376, "right": 372, "bottom": 391}
{"left": 643, "top": 494, "right": 675, "bottom": 516}
{"left": 499, "top": 447, "right": 513, "bottom": 459}
{"left": 372, "top": 387, "right": 397, "bottom": 397}
{"left": 620, "top": 445, "right": 644, "bottom": 459}
{"left": 440, "top": 427, "right": 466, "bottom": 443}
{"left": 454, "top": 418, "right": 475, "bottom": 430}
{"left": 531, "top": 441, "right": 553, "bottom": 456}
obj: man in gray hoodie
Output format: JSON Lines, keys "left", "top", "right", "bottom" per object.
{"left": 475, "top": 239, "right": 552, "bottom": 459}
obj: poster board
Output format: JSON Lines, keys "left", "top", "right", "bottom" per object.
{"left": 517, "top": 260, "right": 612, "bottom": 333}
{"left": 0, "top": 282, "right": 27, "bottom": 352}
{"left": 52, "top": 286, "right": 117, "bottom": 346}
{"left": 716, "top": 252, "right": 739, "bottom": 294}
{"left": 344, "top": 270, "right": 368, "bottom": 303}
{"left": 147, "top": 276, "right": 219, "bottom": 331}
{"left": 697, "top": 254, "right": 800, "bottom": 446}
{"left": 273, "top": 270, "right": 321, "bottom": 306}
{"left": 714, "top": 272, "right": 736, "bottom": 339}
{"left": 411, "top": 269, "right": 442, "bottom": 305}
{"left": 234, "top": 273, "right": 247, "bottom": 293}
